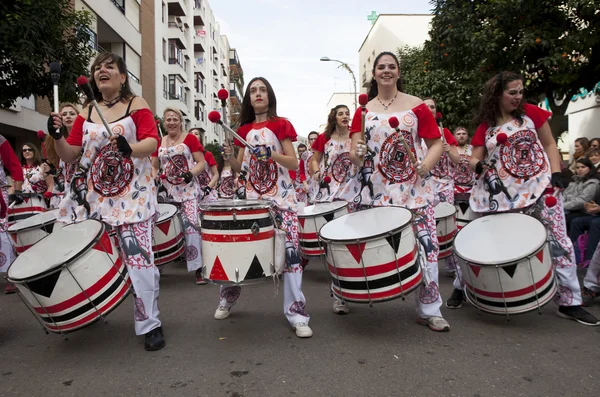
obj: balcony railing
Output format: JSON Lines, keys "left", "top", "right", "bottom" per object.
{"left": 111, "top": 0, "right": 125, "bottom": 13}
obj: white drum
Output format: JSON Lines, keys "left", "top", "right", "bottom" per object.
{"left": 7, "top": 194, "right": 47, "bottom": 227}
{"left": 8, "top": 209, "right": 61, "bottom": 254}
{"left": 454, "top": 213, "right": 557, "bottom": 316}
{"left": 152, "top": 203, "right": 185, "bottom": 266}
{"left": 319, "top": 207, "right": 423, "bottom": 304}
{"left": 200, "top": 200, "right": 275, "bottom": 285}
{"left": 298, "top": 201, "right": 348, "bottom": 257}
{"left": 7, "top": 220, "right": 130, "bottom": 334}
{"left": 434, "top": 202, "right": 457, "bottom": 259}
{"left": 455, "top": 198, "right": 476, "bottom": 230}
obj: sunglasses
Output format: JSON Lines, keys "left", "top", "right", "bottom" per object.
{"left": 22, "top": 148, "right": 33, "bottom": 153}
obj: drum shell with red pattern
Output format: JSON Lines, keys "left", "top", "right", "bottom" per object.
{"left": 152, "top": 204, "right": 185, "bottom": 266}
{"left": 298, "top": 201, "right": 348, "bottom": 257}
{"left": 7, "top": 194, "right": 47, "bottom": 227}
{"left": 434, "top": 202, "right": 457, "bottom": 259}
{"left": 454, "top": 195, "right": 476, "bottom": 231}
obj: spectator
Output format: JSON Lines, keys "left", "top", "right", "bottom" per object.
{"left": 563, "top": 157, "right": 599, "bottom": 230}
{"left": 590, "top": 138, "right": 600, "bottom": 150}
{"left": 587, "top": 148, "right": 600, "bottom": 169}
{"left": 297, "top": 143, "right": 307, "bottom": 158}
{"left": 569, "top": 137, "right": 589, "bottom": 173}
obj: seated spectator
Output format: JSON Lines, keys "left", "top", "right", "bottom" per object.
{"left": 564, "top": 158, "right": 600, "bottom": 231}
{"left": 590, "top": 138, "right": 600, "bottom": 150}
{"left": 569, "top": 137, "right": 589, "bottom": 173}
{"left": 587, "top": 148, "right": 600, "bottom": 169}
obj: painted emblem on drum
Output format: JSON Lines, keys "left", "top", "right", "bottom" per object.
{"left": 0, "top": 252, "right": 6, "bottom": 267}
{"left": 332, "top": 152, "right": 352, "bottom": 183}
{"left": 219, "top": 175, "right": 235, "bottom": 197}
{"left": 247, "top": 156, "right": 278, "bottom": 195}
{"left": 378, "top": 130, "right": 417, "bottom": 183}
{"left": 455, "top": 155, "right": 475, "bottom": 186}
{"left": 555, "top": 285, "right": 573, "bottom": 306}
{"left": 468, "top": 263, "right": 481, "bottom": 277}
{"left": 220, "top": 286, "right": 241, "bottom": 303}
{"left": 419, "top": 281, "right": 439, "bottom": 304}
{"left": 500, "top": 130, "right": 547, "bottom": 180}
{"left": 90, "top": 144, "right": 134, "bottom": 196}
{"left": 134, "top": 297, "right": 149, "bottom": 321}
{"left": 165, "top": 154, "right": 188, "bottom": 185}
{"left": 198, "top": 170, "right": 210, "bottom": 188}
{"left": 185, "top": 246, "right": 198, "bottom": 261}
{"left": 289, "top": 301, "right": 308, "bottom": 317}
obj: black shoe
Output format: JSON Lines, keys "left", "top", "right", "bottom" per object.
{"left": 144, "top": 326, "right": 166, "bottom": 351}
{"left": 582, "top": 288, "right": 598, "bottom": 307}
{"left": 445, "top": 288, "right": 464, "bottom": 309}
{"left": 557, "top": 305, "right": 600, "bottom": 326}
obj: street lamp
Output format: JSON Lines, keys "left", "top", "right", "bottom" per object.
{"left": 320, "top": 56, "right": 358, "bottom": 111}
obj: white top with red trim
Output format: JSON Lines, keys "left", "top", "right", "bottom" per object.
{"left": 469, "top": 104, "right": 552, "bottom": 212}
{"left": 218, "top": 167, "right": 236, "bottom": 199}
{"left": 453, "top": 144, "right": 476, "bottom": 195}
{"left": 155, "top": 134, "right": 203, "bottom": 203}
{"left": 310, "top": 132, "right": 357, "bottom": 202}
{"left": 22, "top": 164, "right": 47, "bottom": 194}
{"left": 428, "top": 127, "right": 457, "bottom": 193}
{"left": 234, "top": 118, "right": 298, "bottom": 212}
{"left": 197, "top": 150, "right": 219, "bottom": 202}
{"left": 338, "top": 104, "right": 441, "bottom": 209}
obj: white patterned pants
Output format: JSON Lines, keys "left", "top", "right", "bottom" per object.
{"left": 177, "top": 199, "right": 203, "bottom": 272}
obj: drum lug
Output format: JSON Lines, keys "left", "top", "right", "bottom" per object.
{"left": 251, "top": 222, "right": 260, "bottom": 236}
{"left": 235, "top": 268, "right": 239, "bottom": 283}
{"left": 233, "top": 210, "right": 237, "bottom": 221}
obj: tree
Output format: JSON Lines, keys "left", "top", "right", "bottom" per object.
{"left": 0, "top": 0, "right": 95, "bottom": 109}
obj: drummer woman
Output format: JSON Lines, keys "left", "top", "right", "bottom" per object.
{"left": 50, "top": 52, "right": 166, "bottom": 350}
{"left": 44, "top": 103, "right": 79, "bottom": 208}
{"left": 197, "top": 148, "right": 219, "bottom": 203}
{"left": 216, "top": 77, "right": 313, "bottom": 338}
{"left": 151, "top": 107, "right": 206, "bottom": 285}
{"left": 217, "top": 144, "right": 238, "bottom": 199}
{"left": 445, "top": 71, "right": 599, "bottom": 326}
{"left": 20, "top": 143, "right": 54, "bottom": 200}
{"left": 340, "top": 51, "right": 451, "bottom": 332}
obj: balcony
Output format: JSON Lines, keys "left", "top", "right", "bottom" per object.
{"left": 362, "top": 71, "right": 369, "bottom": 88}
{"left": 193, "top": 28, "right": 206, "bottom": 53}
{"left": 229, "top": 82, "right": 241, "bottom": 107}
{"left": 168, "top": 22, "right": 187, "bottom": 50}
{"left": 111, "top": 0, "right": 125, "bottom": 14}
{"left": 167, "top": 0, "right": 186, "bottom": 17}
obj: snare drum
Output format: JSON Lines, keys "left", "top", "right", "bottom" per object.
{"left": 298, "top": 201, "right": 348, "bottom": 257}
{"left": 7, "top": 194, "right": 47, "bottom": 227}
{"left": 7, "top": 209, "right": 61, "bottom": 254}
{"left": 200, "top": 200, "right": 275, "bottom": 284}
{"left": 152, "top": 203, "right": 185, "bottom": 266}
{"left": 319, "top": 207, "right": 423, "bottom": 304}
{"left": 454, "top": 213, "right": 557, "bottom": 315}
{"left": 7, "top": 219, "right": 130, "bottom": 334}
{"left": 434, "top": 202, "right": 457, "bottom": 259}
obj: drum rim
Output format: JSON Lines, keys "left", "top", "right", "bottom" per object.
{"left": 7, "top": 210, "right": 59, "bottom": 233}
{"left": 318, "top": 207, "right": 413, "bottom": 243}
{"left": 200, "top": 199, "right": 274, "bottom": 211}
{"left": 156, "top": 203, "right": 178, "bottom": 222}
{"left": 298, "top": 201, "right": 348, "bottom": 218}
{"left": 434, "top": 202, "right": 456, "bottom": 219}
{"left": 7, "top": 219, "right": 106, "bottom": 282}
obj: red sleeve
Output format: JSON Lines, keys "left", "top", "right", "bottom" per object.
{"left": 273, "top": 118, "right": 297, "bottom": 142}
{"left": 349, "top": 107, "right": 363, "bottom": 137}
{"left": 444, "top": 128, "right": 457, "bottom": 145}
{"left": 130, "top": 109, "right": 160, "bottom": 151}
{"left": 66, "top": 115, "right": 86, "bottom": 146}
{"left": 288, "top": 169, "right": 297, "bottom": 180}
{"left": 524, "top": 103, "right": 552, "bottom": 129}
{"left": 471, "top": 123, "right": 489, "bottom": 147}
{"left": 298, "top": 158, "right": 307, "bottom": 182}
{"left": 234, "top": 124, "right": 251, "bottom": 148}
{"left": 204, "top": 151, "right": 217, "bottom": 167}
{"left": 183, "top": 133, "right": 202, "bottom": 153}
{"left": 311, "top": 133, "right": 329, "bottom": 152}
{"left": 414, "top": 103, "right": 441, "bottom": 139}
{"left": 0, "top": 141, "right": 23, "bottom": 181}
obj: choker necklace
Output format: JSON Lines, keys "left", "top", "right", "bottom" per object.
{"left": 376, "top": 91, "right": 398, "bottom": 110}
{"left": 254, "top": 111, "right": 268, "bottom": 116}
{"left": 103, "top": 95, "right": 121, "bottom": 108}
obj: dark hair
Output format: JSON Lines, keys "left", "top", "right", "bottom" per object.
{"left": 367, "top": 51, "right": 405, "bottom": 101}
{"left": 45, "top": 103, "right": 79, "bottom": 167}
{"left": 454, "top": 126, "right": 468, "bottom": 134}
{"left": 574, "top": 137, "right": 590, "bottom": 157}
{"left": 86, "top": 53, "right": 135, "bottom": 107}
{"left": 587, "top": 148, "right": 600, "bottom": 159}
{"left": 20, "top": 143, "right": 42, "bottom": 166}
{"left": 239, "top": 77, "right": 278, "bottom": 126}
{"left": 308, "top": 131, "right": 319, "bottom": 140}
{"left": 297, "top": 143, "right": 307, "bottom": 150}
{"left": 589, "top": 138, "right": 600, "bottom": 149}
{"left": 474, "top": 71, "right": 525, "bottom": 127}
{"left": 324, "top": 105, "right": 350, "bottom": 139}
{"left": 575, "top": 157, "right": 598, "bottom": 181}
{"left": 217, "top": 145, "right": 238, "bottom": 175}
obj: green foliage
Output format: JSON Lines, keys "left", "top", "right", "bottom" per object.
{"left": 0, "top": 0, "right": 96, "bottom": 108}
{"left": 204, "top": 142, "right": 222, "bottom": 165}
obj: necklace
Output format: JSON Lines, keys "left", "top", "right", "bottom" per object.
{"left": 167, "top": 131, "right": 183, "bottom": 147}
{"left": 376, "top": 91, "right": 398, "bottom": 110}
{"left": 498, "top": 114, "right": 513, "bottom": 126}
{"left": 103, "top": 95, "right": 121, "bottom": 108}
{"left": 254, "top": 110, "right": 268, "bottom": 116}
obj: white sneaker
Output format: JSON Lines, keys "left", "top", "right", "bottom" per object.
{"left": 214, "top": 306, "right": 230, "bottom": 320}
{"left": 332, "top": 301, "right": 350, "bottom": 314}
{"left": 293, "top": 322, "right": 313, "bottom": 338}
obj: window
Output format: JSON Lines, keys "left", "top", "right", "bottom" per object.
{"left": 168, "top": 40, "right": 185, "bottom": 68}
{"left": 195, "top": 73, "right": 204, "bottom": 94}
{"left": 111, "top": 0, "right": 125, "bottom": 13}
{"left": 162, "top": 2, "right": 166, "bottom": 23}
{"left": 162, "top": 39, "right": 166, "bottom": 62}
{"left": 163, "top": 75, "right": 168, "bottom": 99}
{"left": 168, "top": 75, "right": 177, "bottom": 99}
{"left": 194, "top": 0, "right": 202, "bottom": 10}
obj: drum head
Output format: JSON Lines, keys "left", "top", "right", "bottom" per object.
{"left": 8, "top": 220, "right": 104, "bottom": 280}
{"left": 319, "top": 207, "right": 412, "bottom": 242}
{"left": 7, "top": 210, "right": 58, "bottom": 232}
{"left": 454, "top": 213, "right": 546, "bottom": 266}
{"left": 434, "top": 202, "right": 456, "bottom": 219}
{"left": 299, "top": 201, "right": 348, "bottom": 217}
{"left": 157, "top": 204, "right": 178, "bottom": 222}
{"left": 201, "top": 199, "right": 273, "bottom": 211}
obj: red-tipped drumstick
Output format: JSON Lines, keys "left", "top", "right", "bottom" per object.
{"left": 208, "top": 111, "right": 254, "bottom": 151}
{"left": 436, "top": 111, "right": 446, "bottom": 143}
{"left": 359, "top": 94, "right": 368, "bottom": 142}
{"left": 389, "top": 116, "right": 417, "bottom": 165}
{"left": 496, "top": 133, "right": 508, "bottom": 145}
{"left": 77, "top": 76, "right": 113, "bottom": 136}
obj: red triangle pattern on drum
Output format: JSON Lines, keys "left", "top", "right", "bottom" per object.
{"left": 156, "top": 219, "right": 171, "bottom": 236}
{"left": 209, "top": 256, "right": 229, "bottom": 281}
{"left": 469, "top": 264, "right": 481, "bottom": 277}
{"left": 298, "top": 217, "right": 305, "bottom": 228}
{"left": 92, "top": 232, "right": 114, "bottom": 255}
{"left": 535, "top": 250, "right": 544, "bottom": 264}
{"left": 346, "top": 242, "right": 367, "bottom": 264}
{"left": 23, "top": 197, "right": 30, "bottom": 204}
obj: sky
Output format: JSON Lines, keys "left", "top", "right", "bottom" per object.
{"left": 210, "top": 0, "right": 432, "bottom": 137}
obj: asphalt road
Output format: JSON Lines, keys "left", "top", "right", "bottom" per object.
{"left": 1, "top": 259, "right": 599, "bottom": 397}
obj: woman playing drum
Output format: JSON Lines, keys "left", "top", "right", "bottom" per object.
{"left": 20, "top": 143, "right": 54, "bottom": 200}
{"left": 50, "top": 52, "right": 166, "bottom": 350}
{"left": 217, "top": 144, "right": 238, "bottom": 199}
{"left": 216, "top": 77, "right": 313, "bottom": 338}
{"left": 340, "top": 51, "right": 451, "bottom": 332}
{"left": 152, "top": 107, "right": 206, "bottom": 285}
{"left": 445, "top": 71, "right": 599, "bottom": 326}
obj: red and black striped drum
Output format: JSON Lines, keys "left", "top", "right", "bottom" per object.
{"left": 434, "top": 202, "right": 457, "bottom": 259}
{"left": 454, "top": 213, "right": 557, "bottom": 316}
{"left": 200, "top": 199, "right": 275, "bottom": 285}
{"left": 152, "top": 203, "right": 185, "bottom": 266}
{"left": 7, "top": 193, "right": 47, "bottom": 227}
{"left": 7, "top": 209, "right": 61, "bottom": 254}
{"left": 298, "top": 201, "right": 348, "bottom": 257}
{"left": 454, "top": 193, "right": 476, "bottom": 231}
{"left": 7, "top": 219, "right": 130, "bottom": 334}
{"left": 319, "top": 207, "right": 423, "bottom": 304}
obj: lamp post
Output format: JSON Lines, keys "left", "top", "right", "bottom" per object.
{"left": 320, "top": 56, "right": 358, "bottom": 111}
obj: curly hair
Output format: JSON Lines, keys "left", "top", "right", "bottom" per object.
{"left": 474, "top": 71, "right": 525, "bottom": 127}
{"left": 367, "top": 51, "right": 405, "bottom": 101}
{"left": 324, "top": 104, "right": 349, "bottom": 139}
{"left": 86, "top": 53, "right": 135, "bottom": 107}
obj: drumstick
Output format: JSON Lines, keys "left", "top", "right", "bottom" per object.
{"left": 217, "top": 88, "right": 229, "bottom": 145}
{"left": 436, "top": 112, "right": 446, "bottom": 144}
{"left": 77, "top": 76, "right": 113, "bottom": 137}
{"left": 207, "top": 111, "right": 255, "bottom": 151}
{"left": 50, "top": 62, "right": 61, "bottom": 136}
{"left": 358, "top": 94, "right": 368, "bottom": 142}
{"left": 388, "top": 116, "right": 417, "bottom": 165}
{"left": 545, "top": 189, "right": 559, "bottom": 208}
